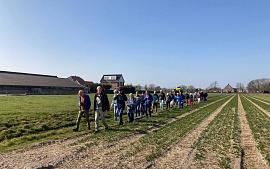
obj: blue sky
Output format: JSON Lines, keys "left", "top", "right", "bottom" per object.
{"left": 0, "top": 0, "right": 269, "bottom": 88}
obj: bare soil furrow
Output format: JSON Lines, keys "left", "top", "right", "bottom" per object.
{"left": 238, "top": 95, "right": 269, "bottom": 169}
{"left": 151, "top": 96, "right": 234, "bottom": 169}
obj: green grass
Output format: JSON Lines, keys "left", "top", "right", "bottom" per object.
{"left": 192, "top": 95, "right": 241, "bottom": 168}
{"left": 0, "top": 93, "right": 223, "bottom": 152}
{"left": 246, "top": 95, "right": 270, "bottom": 112}
{"left": 121, "top": 95, "right": 231, "bottom": 162}
{"left": 241, "top": 95, "right": 270, "bottom": 165}
{"left": 249, "top": 94, "right": 270, "bottom": 103}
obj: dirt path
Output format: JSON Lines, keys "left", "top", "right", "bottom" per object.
{"left": 238, "top": 95, "right": 269, "bottom": 169}
{"left": 150, "top": 96, "right": 234, "bottom": 169}
{"left": 244, "top": 95, "right": 270, "bottom": 118}
{"left": 0, "top": 97, "right": 227, "bottom": 169}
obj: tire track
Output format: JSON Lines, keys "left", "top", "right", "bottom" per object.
{"left": 151, "top": 96, "right": 234, "bottom": 169}
{"left": 238, "top": 95, "right": 269, "bottom": 169}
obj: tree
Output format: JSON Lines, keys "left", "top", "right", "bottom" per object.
{"left": 148, "top": 84, "right": 156, "bottom": 91}
{"left": 247, "top": 79, "right": 270, "bottom": 93}
{"left": 236, "top": 83, "right": 245, "bottom": 92}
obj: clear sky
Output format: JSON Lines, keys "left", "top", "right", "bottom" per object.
{"left": 0, "top": 0, "right": 269, "bottom": 88}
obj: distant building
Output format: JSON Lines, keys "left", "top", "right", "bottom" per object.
{"left": 0, "top": 71, "right": 83, "bottom": 94}
{"left": 223, "top": 84, "right": 237, "bottom": 93}
{"left": 207, "top": 87, "right": 222, "bottom": 93}
{"left": 68, "top": 76, "right": 86, "bottom": 86}
{"left": 100, "top": 74, "right": 125, "bottom": 89}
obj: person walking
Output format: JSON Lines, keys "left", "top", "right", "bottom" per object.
{"left": 166, "top": 93, "right": 171, "bottom": 110}
{"left": 112, "top": 89, "right": 119, "bottom": 121}
{"left": 135, "top": 91, "right": 141, "bottom": 117}
{"left": 94, "top": 86, "right": 109, "bottom": 132}
{"left": 114, "top": 90, "right": 127, "bottom": 126}
{"left": 175, "top": 92, "right": 183, "bottom": 109}
{"left": 140, "top": 92, "right": 145, "bottom": 116}
{"left": 152, "top": 91, "right": 159, "bottom": 113}
{"left": 159, "top": 90, "right": 166, "bottom": 111}
{"left": 144, "top": 91, "right": 153, "bottom": 117}
{"left": 127, "top": 93, "right": 136, "bottom": 123}
{"left": 73, "top": 90, "right": 91, "bottom": 132}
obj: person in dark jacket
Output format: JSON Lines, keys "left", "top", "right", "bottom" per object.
{"left": 114, "top": 90, "right": 127, "bottom": 126}
{"left": 152, "top": 91, "right": 159, "bottom": 113}
{"left": 204, "top": 92, "right": 208, "bottom": 102}
{"left": 159, "top": 90, "right": 166, "bottom": 111}
{"left": 74, "top": 90, "right": 91, "bottom": 132}
{"left": 144, "top": 91, "right": 153, "bottom": 117}
{"left": 94, "top": 86, "right": 109, "bottom": 132}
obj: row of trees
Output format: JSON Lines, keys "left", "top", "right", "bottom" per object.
{"left": 247, "top": 79, "right": 270, "bottom": 93}
{"left": 86, "top": 79, "right": 270, "bottom": 94}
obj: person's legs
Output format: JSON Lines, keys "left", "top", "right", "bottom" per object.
{"left": 119, "top": 108, "right": 123, "bottom": 125}
{"left": 160, "top": 100, "right": 163, "bottom": 111}
{"left": 85, "top": 110, "right": 90, "bottom": 130}
{"left": 114, "top": 105, "right": 119, "bottom": 121}
{"left": 145, "top": 105, "right": 148, "bottom": 117}
{"left": 100, "top": 110, "right": 108, "bottom": 129}
{"left": 95, "top": 110, "right": 100, "bottom": 131}
{"left": 75, "top": 111, "right": 83, "bottom": 131}
{"left": 148, "top": 104, "right": 152, "bottom": 117}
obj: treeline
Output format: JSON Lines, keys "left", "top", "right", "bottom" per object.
{"left": 86, "top": 83, "right": 201, "bottom": 94}
{"left": 247, "top": 78, "right": 270, "bottom": 93}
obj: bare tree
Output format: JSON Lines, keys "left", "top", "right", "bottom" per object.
{"left": 236, "top": 82, "right": 245, "bottom": 92}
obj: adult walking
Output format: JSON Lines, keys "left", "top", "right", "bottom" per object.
{"left": 94, "top": 86, "right": 109, "bottom": 132}
{"left": 73, "top": 90, "right": 91, "bottom": 132}
{"left": 152, "top": 91, "right": 159, "bottom": 113}
{"left": 144, "top": 91, "right": 153, "bottom": 117}
{"left": 159, "top": 90, "right": 166, "bottom": 111}
{"left": 114, "top": 90, "right": 127, "bottom": 126}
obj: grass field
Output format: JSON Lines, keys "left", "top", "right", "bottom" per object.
{"left": 0, "top": 93, "right": 221, "bottom": 152}
{"left": 1, "top": 93, "right": 270, "bottom": 169}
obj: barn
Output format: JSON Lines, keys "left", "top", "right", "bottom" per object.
{"left": 223, "top": 84, "right": 237, "bottom": 93}
{"left": 0, "top": 71, "right": 83, "bottom": 95}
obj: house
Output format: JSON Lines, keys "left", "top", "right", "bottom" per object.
{"left": 100, "top": 74, "right": 125, "bottom": 89}
{"left": 223, "top": 84, "right": 237, "bottom": 93}
{"left": 0, "top": 71, "right": 83, "bottom": 94}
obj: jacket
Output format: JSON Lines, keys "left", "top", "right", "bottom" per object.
{"left": 94, "top": 92, "right": 110, "bottom": 112}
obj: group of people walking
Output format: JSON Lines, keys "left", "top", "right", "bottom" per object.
{"left": 74, "top": 86, "right": 208, "bottom": 133}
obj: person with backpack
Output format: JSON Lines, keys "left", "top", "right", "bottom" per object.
{"left": 152, "top": 91, "right": 159, "bottom": 113}
{"left": 94, "top": 86, "right": 110, "bottom": 132}
{"left": 127, "top": 93, "right": 136, "bottom": 123}
{"left": 159, "top": 90, "right": 166, "bottom": 111}
{"left": 74, "top": 90, "right": 91, "bottom": 132}
{"left": 144, "top": 91, "right": 153, "bottom": 117}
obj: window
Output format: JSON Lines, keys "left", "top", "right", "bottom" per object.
{"left": 104, "top": 76, "right": 117, "bottom": 80}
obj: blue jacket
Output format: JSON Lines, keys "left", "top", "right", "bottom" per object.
{"left": 175, "top": 95, "right": 183, "bottom": 103}
{"left": 144, "top": 94, "right": 153, "bottom": 105}
{"left": 81, "top": 94, "right": 91, "bottom": 111}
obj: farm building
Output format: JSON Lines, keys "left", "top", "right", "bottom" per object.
{"left": 222, "top": 84, "right": 237, "bottom": 93}
{"left": 100, "top": 74, "right": 125, "bottom": 89}
{"left": 0, "top": 71, "right": 83, "bottom": 94}
{"left": 69, "top": 76, "right": 93, "bottom": 87}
